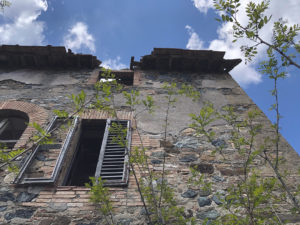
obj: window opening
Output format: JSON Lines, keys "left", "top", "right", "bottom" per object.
{"left": 65, "top": 119, "right": 106, "bottom": 186}
{"left": 0, "top": 110, "right": 29, "bottom": 149}
{"left": 15, "top": 117, "right": 131, "bottom": 186}
{"left": 99, "top": 78, "right": 116, "bottom": 83}
{"left": 99, "top": 70, "right": 134, "bottom": 86}
{"left": 65, "top": 119, "right": 131, "bottom": 187}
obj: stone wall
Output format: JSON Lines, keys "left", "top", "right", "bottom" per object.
{"left": 0, "top": 49, "right": 300, "bottom": 224}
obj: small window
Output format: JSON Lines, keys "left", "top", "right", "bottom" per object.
{"left": 99, "top": 70, "right": 134, "bottom": 86}
{"left": 64, "top": 119, "right": 131, "bottom": 186}
{"left": 0, "top": 110, "right": 29, "bottom": 149}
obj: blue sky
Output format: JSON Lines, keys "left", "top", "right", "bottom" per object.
{"left": 0, "top": 0, "right": 299, "bottom": 154}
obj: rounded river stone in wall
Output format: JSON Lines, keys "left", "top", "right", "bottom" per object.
{"left": 0, "top": 205, "right": 7, "bottom": 212}
{"left": 212, "top": 175, "right": 225, "bottom": 182}
{"left": 0, "top": 192, "right": 15, "bottom": 202}
{"left": 197, "top": 197, "right": 212, "bottom": 207}
{"left": 151, "top": 159, "right": 162, "bottom": 164}
{"left": 197, "top": 209, "right": 220, "bottom": 220}
{"left": 212, "top": 138, "right": 227, "bottom": 147}
{"left": 212, "top": 195, "right": 223, "bottom": 205}
{"left": 199, "top": 189, "right": 211, "bottom": 197}
{"left": 179, "top": 154, "right": 197, "bottom": 162}
{"left": 181, "top": 189, "right": 197, "bottom": 198}
{"left": 16, "top": 192, "right": 38, "bottom": 202}
{"left": 4, "top": 209, "right": 35, "bottom": 221}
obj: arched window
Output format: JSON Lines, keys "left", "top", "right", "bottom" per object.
{"left": 0, "top": 109, "right": 29, "bottom": 149}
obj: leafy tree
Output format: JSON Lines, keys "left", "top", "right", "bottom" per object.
{"left": 213, "top": 0, "right": 300, "bottom": 68}
{"left": 85, "top": 177, "right": 115, "bottom": 225}
{"left": 0, "top": 0, "right": 11, "bottom": 10}
{"left": 188, "top": 0, "right": 300, "bottom": 223}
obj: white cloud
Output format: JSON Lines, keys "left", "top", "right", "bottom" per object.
{"left": 189, "top": 0, "right": 300, "bottom": 86}
{"left": 185, "top": 24, "right": 262, "bottom": 86}
{"left": 101, "top": 56, "right": 127, "bottom": 70}
{"left": 230, "top": 63, "right": 262, "bottom": 86}
{"left": 0, "top": 0, "right": 48, "bottom": 45}
{"left": 191, "top": 0, "right": 214, "bottom": 14}
{"left": 185, "top": 25, "right": 204, "bottom": 50}
{"left": 63, "top": 22, "right": 95, "bottom": 53}
{"left": 208, "top": 38, "right": 262, "bottom": 86}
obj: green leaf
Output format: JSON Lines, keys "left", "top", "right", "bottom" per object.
{"left": 222, "top": 14, "right": 226, "bottom": 21}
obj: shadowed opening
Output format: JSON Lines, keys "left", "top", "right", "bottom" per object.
{"left": 65, "top": 119, "right": 106, "bottom": 186}
{"left": 0, "top": 109, "right": 29, "bottom": 149}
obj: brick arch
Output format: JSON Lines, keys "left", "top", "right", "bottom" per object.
{"left": 0, "top": 101, "right": 49, "bottom": 149}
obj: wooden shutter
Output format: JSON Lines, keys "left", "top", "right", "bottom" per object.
{"left": 95, "top": 119, "right": 131, "bottom": 186}
{"left": 15, "top": 116, "right": 79, "bottom": 184}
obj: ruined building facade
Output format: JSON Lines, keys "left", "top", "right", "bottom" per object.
{"left": 0, "top": 45, "right": 299, "bottom": 224}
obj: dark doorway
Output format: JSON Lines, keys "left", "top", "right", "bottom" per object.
{"left": 65, "top": 119, "right": 106, "bottom": 186}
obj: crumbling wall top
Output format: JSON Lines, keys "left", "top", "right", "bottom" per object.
{"left": 131, "top": 48, "right": 241, "bottom": 73}
{"left": 0, "top": 45, "right": 101, "bottom": 69}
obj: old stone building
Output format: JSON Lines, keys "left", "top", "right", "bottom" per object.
{"left": 0, "top": 45, "right": 299, "bottom": 225}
